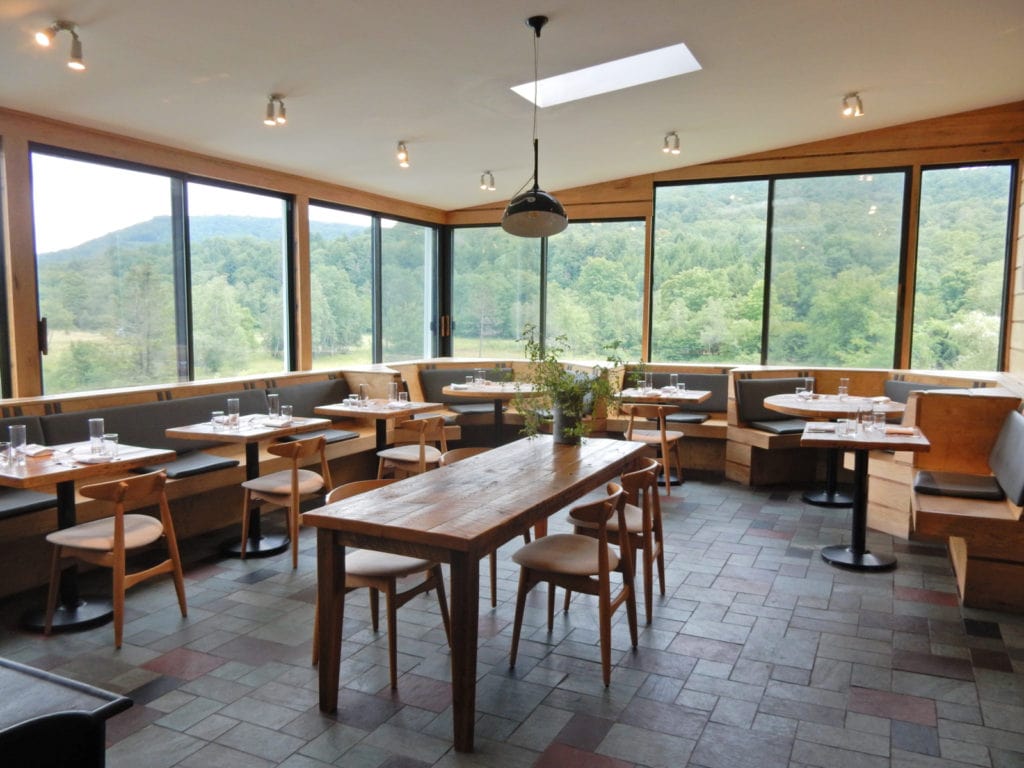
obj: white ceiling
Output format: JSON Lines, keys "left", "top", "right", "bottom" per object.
{"left": 1, "top": 0, "right": 1022, "bottom": 214}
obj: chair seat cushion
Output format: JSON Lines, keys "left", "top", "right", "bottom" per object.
{"left": 569, "top": 502, "right": 642, "bottom": 534}
{"left": 137, "top": 450, "right": 240, "bottom": 479}
{"left": 346, "top": 550, "right": 435, "bottom": 579}
{"left": 377, "top": 445, "right": 443, "bottom": 464}
{"left": 629, "top": 428, "right": 684, "bottom": 444}
{"left": 448, "top": 403, "right": 498, "bottom": 416}
{"left": 913, "top": 470, "right": 1005, "bottom": 501}
{"left": 242, "top": 469, "right": 324, "bottom": 495}
{"left": 46, "top": 514, "right": 164, "bottom": 551}
{"left": 665, "top": 412, "right": 709, "bottom": 424}
{"left": 512, "top": 533, "right": 619, "bottom": 576}
{"left": 749, "top": 418, "right": 807, "bottom": 435}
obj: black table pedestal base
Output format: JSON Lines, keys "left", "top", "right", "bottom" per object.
{"left": 22, "top": 597, "right": 114, "bottom": 633}
{"left": 821, "top": 545, "right": 896, "bottom": 571}
{"left": 222, "top": 533, "right": 290, "bottom": 558}
{"left": 802, "top": 488, "right": 854, "bottom": 507}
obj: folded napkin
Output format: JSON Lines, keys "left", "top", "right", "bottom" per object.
{"left": 386, "top": 401, "right": 408, "bottom": 409}
{"left": 885, "top": 426, "right": 915, "bottom": 435}
{"left": 870, "top": 396, "right": 892, "bottom": 404}
{"left": 21, "top": 444, "right": 52, "bottom": 457}
{"left": 804, "top": 423, "right": 835, "bottom": 432}
{"left": 450, "top": 383, "right": 469, "bottom": 390}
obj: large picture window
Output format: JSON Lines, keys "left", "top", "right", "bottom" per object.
{"left": 911, "top": 164, "right": 1014, "bottom": 370}
{"left": 381, "top": 219, "right": 436, "bottom": 362}
{"left": 651, "top": 180, "right": 767, "bottom": 362}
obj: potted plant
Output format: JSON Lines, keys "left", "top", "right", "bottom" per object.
{"left": 515, "top": 324, "right": 622, "bottom": 445}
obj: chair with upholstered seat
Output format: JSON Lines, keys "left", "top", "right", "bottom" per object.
{"left": 567, "top": 457, "right": 664, "bottom": 624}
{"left": 509, "top": 483, "right": 637, "bottom": 686}
{"left": 240, "top": 435, "right": 331, "bottom": 569}
{"left": 623, "top": 403, "right": 685, "bottom": 495}
{"left": 377, "top": 416, "right": 448, "bottom": 479}
{"left": 311, "top": 479, "right": 452, "bottom": 688}
{"left": 44, "top": 470, "right": 187, "bottom": 649}
{"left": 439, "top": 447, "right": 526, "bottom": 608}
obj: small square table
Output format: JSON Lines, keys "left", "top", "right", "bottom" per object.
{"left": 314, "top": 399, "right": 444, "bottom": 452}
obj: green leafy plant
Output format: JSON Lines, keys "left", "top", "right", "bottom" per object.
{"left": 515, "top": 324, "right": 622, "bottom": 443}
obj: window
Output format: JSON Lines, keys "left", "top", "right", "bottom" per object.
{"left": 31, "top": 150, "right": 292, "bottom": 394}
{"left": 187, "top": 182, "right": 290, "bottom": 378}
{"left": 308, "top": 204, "right": 373, "bottom": 366}
{"left": 651, "top": 180, "right": 767, "bottom": 362}
{"left": 380, "top": 219, "right": 436, "bottom": 362}
{"left": 546, "top": 220, "right": 644, "bottom": 359}
{"left": 452, "top": 227, "right": 540, "bottom": 357}
{"left": 33, "top": 153, "right": 178, "bottom": 392}
{"left": 766, "top": 172, "right": 906, "bottom": 366}
{"left": 911, "top": 164, "right": 1014, "bottom": 370}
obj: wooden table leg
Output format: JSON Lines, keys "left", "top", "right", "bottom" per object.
{"left": 317, "top": 529, "right": 346, "bottom": 713}
{"left": 448, "top": 551, "right": 479, "bottom": 753}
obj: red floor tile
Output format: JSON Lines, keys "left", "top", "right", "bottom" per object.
{"left": 142, "top": 647, "right": 226, "bottom": 681}
{"left": 848, "top": 686, "right": 937, "bottom": 726}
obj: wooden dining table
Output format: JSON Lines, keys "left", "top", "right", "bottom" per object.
{"left": 0, "top": 442, "right": 176, "bottom": 630}
{"left": 303, "top": 435, "right": 646, "bottom": 753}
{"left": 167, "top": 415, "right": 333, "bottom": 557}
{"left": 618, "top": 386, "right": 712, "bottom": 405}
{"left": 764, "top": 393, "right": 906, "bottom": 507}
{"left": 442, "top": 382, "right": 537, "bottom": 444}
{"left": 314, "top": 399, "right": 444, "bottom": 452}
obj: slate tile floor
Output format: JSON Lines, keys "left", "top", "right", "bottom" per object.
{"left": 2, "top": 478, "right": 1023, "bottom": 767}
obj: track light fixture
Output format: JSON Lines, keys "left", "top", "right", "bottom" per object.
{"left": 34, "top": 20, "right": 85, "bottom": 71}
{"left": 842, "top": 92, "right": 864, "bottom": 118}
{"left": 662, "top": 131, "right": 681, "bottom": 155}
{"left": 396, "top": 141, "right": 410, "bottom": 168}
{"left": 263, "top": 95, "right": 286, "bottom": 126}
{"left": 479, "top": 171, "right": 496, "bottom": 191}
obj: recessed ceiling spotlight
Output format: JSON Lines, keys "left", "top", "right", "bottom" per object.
{"left": 263, "top": 95, "right": 286, "bottom": 126}
{"left": 842, "top": 92, "right": 864, "bottom": 118}
{"left": 479, "top": 171, "right": 496, "bottom": 191}
{"left": 662, "top": 131, "right": 681, "bottom": 155}
{"left": 396, "top": 141, "right": 410, "bottom": 168}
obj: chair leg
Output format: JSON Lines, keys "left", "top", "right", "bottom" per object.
{"left": 509, "top": 569, "right": 531, "bottom": 669}
{"left": 376, "top": 458, "right": 387, "bottom": 480}
{"left": 641, "top": 536, "right": 653, "bottom": 625}
{"left": 43, "top": 547, "right": 62, "bottom": 636}
{"left": 112, "top": 557, "right": 126, "bottom": 649}
{"left": 672, "top": 441, "right": 684, "bottom": 486}
{"left": 598, "top": 589, "right": 612, "bottom": 687}
{"left": 239, "top": 488, "right": 252, "bottom": 559}
{"left": 431, "top": 565, "right": 452, "bottom": 647}
{"left": 164, "top": 534, "right": 188, "bottom": 619}
{"left": 368, "top": 587, "right": 380, "bottom": 632}
{"left": 547, "top": 583, "right": 556, "bottom": 632}
{"left": 385, "top": 580, "right": 399, "bottom": 689}
{"left": 290, "top": 502, "right": 299, "bottom": 570}
{"left": 311, "top": 598, "right": 319, "bottom": 666}
{"left": 563, "top": 587, "right": 571, "bottom": 613}
{"left": 489, "top": 551, "right": 498, "bottom": 607}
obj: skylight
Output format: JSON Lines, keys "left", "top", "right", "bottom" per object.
{"left": 512, "top": 42, "right": 701, "bottom": 107}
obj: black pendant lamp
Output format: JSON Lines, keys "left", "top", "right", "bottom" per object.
{"left": 501, "top": 15, "right": 568, "bottom": 238}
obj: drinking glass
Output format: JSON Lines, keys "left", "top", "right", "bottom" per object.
{"left": 387, "top": 382, "right": 399, "bottom": 402}
{"left": 280, "top": 405, "right": 293, "bottom": 422}
{"left": 226, "top": 397, "right": 240, "bottom": 428}
{"left": 475, "top": 368, "right": 487, "bottom": 385}
{"left": 795, "top": 386, "right": 807, "bottom": 399}
{"left": 9, "top": 424, "right": 27, "bottom": 467}
{"left": 643, "top": 372, "right": 653, "bottom": 393}
{"left": 804, "top": 378, "right": 814, "bottom": 396}
{"left": 268, "top": 393, "right": 280, "bottom": 418}
{"left": 838, "top": 377, "right": 850, "bottom": 400}
{"left": 358, "top": 383, "right": 369, "bottom": 406}
{"left": 210, "top": 410, "right": 225, "bottom": 431}
{"left": 398, "top": 391, "right": 409, "bottom": 403}
{"left": 872, "top": 409, "right": 886, "bottom": 431}
{"left": 669, "top": 373, "right": 679, "bottom": 391}
{"left": 89, "top": 417, "right": 105, "bottom": 454}
{"left": 0, "top": 441, "right": 10, "bottom": 468}
{"left": 103, "top": 433, "right": 119, "bottom": 457}
{"left": 835, "top": 419, "right": 850, "bottom": 436}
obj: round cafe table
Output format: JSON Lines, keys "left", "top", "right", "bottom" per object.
{"left": 763, "top": 393, "right": 905, "bottom": 507}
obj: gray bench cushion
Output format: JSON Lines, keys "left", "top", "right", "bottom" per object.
{"left": 913, "top": 470, "right": 1005, "bottom": 501}
{"left": 269, "top": 378, "right": 350, "bottom": 417}
{"left": 419, "top": 368, "right": 511, "bottom": 406}
{"left": 883, "top": 380, "right": 962, "bottom": 404}
{"left": 278, "top": 428, "right": 359, "bottom": 445}
{"left": 0, "top": 488, "right": 57, "bottom": 521}
{"left": 749, "top": 418, "right": 808, "bottom": 435}
{"left": 664, "top": 412, "right": 710, "bottom": 424}
{"left": 734, "top": 377, "right": 814, "bottom": 424}
{"left": 990, "top": 409, "right": 1024, "bottom": 506}
{"left": 136, "top": 451, "right": 240, "bottom": 479}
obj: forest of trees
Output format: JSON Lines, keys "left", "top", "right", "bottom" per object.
{"left": 34, "top": 165, "right": 1012, "bottom": 394}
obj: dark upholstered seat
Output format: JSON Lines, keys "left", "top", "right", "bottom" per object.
{"left": 733, "top": 377, "right": 813, "bottom": 433}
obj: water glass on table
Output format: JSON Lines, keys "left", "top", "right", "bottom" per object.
{"left": 103, "top": 433, "right": 119, "bottom": 457}
{"left": 398, "top": 391, "right": 409, "bottom": 403}
{"left": 88, "top": 417, "right": 105, "bottom": 455}
{"left": 387, "top": 382, "right": 399, "bottom": 402}
{"left": 0, "top": 440, "right": 10, "bottom": 468}
{"left": 838, "top": 377, "right": 850, "bottom": 400}
{"left": 669, "top": 373, "right": 678, "bottom": 391}
{"left": 358, "top": 383, "right": 369, "bottom": 406}
{"left": 280, "top": 405, "right": 293, "bottom": 423}
{"left": 268, "top": 393, "right": 280, "bottom": 418}
{"left": 226, "top": 398, "right": 240, "bottom": 428}
{"left": 210, "top": 410, "right": 225, "bottom": 431}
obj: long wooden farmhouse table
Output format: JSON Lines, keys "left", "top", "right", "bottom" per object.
{"left": 303, "top": 435, "right": 646, "bottom": 752}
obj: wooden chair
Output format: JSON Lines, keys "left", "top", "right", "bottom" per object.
{"left": 241, "top": 435, "right": 331, "bottom": 569}
{"left": 623, "top": 403, "right": 685, "bottom": 495}
{"left": 311, "top": 479, "right": 452, "bottom": 688}
{"left": 376, "top": 416, "right": 448, "bottom": 479}
{"left": 567, "top": 458, "right": 664, "bottom": 624}
{"left": 439, "top": 447, "right": 528, "bottom": 608}
{"left": 44, "top": 470, "right": 187, "bottom": 649}
{"left": 509, "top": 483, "right": 637, "bottom": 687}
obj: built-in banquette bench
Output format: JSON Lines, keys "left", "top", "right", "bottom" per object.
{"left": 909, "top": 391, "right": 1024, "bottom": 611}
{"left": 0, "top": 371, "right": 397, "bottom": 599}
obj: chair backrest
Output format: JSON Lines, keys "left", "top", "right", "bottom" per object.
{"left": 325, "top": 478, "right": 397, "bottom": 503}
{"left": 623, "top": 403, "right": 678, "bottom": 441}
{"left": 620, "top": 458, "right": 661, "bottom": 525}
{"left": 268, "top": 435, "right": 332, "bottom": 496}
{"left": 438, "top": 447, "right": 490, "bottom": 466}
{"left": 990, "top": 409, "right": 1024, "bottom": 506}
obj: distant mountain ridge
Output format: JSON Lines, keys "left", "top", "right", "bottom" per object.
{"left": 38, "top": 215, "right": 366, "bottom": 261}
